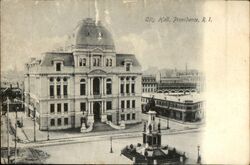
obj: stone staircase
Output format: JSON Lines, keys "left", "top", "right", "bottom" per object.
{"left": 92, "top": 121, "right": 115, "bottom": 132}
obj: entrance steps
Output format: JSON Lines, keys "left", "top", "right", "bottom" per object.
{"left": 92, "top": 121, "right": 115, "bottom": 132}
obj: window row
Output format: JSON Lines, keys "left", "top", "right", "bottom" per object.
{"left": 50, "top": 84, "right": 68, "bottom": 97}
{"left": 120, "top": 83, "right": 135, "bottom": 94}
{"left": 80, "top": 101, "right": 113, "bottom": 112}
{"left": 106, "top": 59, "right": 112, "bottom": 67}
{"left": 120, "top": 113, "right": 136, "bottom": 121}
{"left": 49, "top": 77, "right": 68, "bottom": 82}
{"left": 121, "top": 100, "right": 136, "bottom": 109}
{"left": 50, "top": 117, "right": 68, "bottom": 126}
{"left": 79, "top": 58, "right": 86, "bottom": 66}
{"left": 50, "top": 103, "right": 68, "bottom": 114}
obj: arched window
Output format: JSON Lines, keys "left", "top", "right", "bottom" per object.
{"left": 79, "top": 58, "right": 82, "bottom": 66}
{"left": 82, "top": 58, "right": 86, "bottom": 66}
{"left": 80, "top": 79, "right": 86, "bottom": 95}
{"left": 106, "top": 78, "right": 112, "bottom": 95}
{"left": 109, "top": 59, "right": 112, "bottom": 66}
{"left": 106, "top": 59, "right": 109, "bottom": 66}
{"left": 63, "top": 77, "right": 68, "bottom": 96}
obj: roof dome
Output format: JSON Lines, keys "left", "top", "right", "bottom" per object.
{"left": 72, "top": 18, "right": 115, "bottom": 50}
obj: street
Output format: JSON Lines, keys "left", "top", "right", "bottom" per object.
{"left": 39, "top": 131, "right": 203, "bottom": 164}
{"left": 1, "top": 112, "right": 204, "bottom": 164}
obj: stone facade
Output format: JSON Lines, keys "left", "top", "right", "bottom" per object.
{"left": 24, "top": 18, "right": 142, "bottom": 130}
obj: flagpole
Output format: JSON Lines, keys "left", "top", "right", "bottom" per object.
{"left": 7, "top": 97, "right": 10, "bottom": 164}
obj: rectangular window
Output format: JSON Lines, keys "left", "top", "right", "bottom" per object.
{"left": 127, "top": 100, "right": 130, "bottom": 109}
{"left": 121, "top": 114, "right": 125, "bottom": 121}
{"left": 50, "top": 119, "right": 55, "bottom": 126}
{"left": 64, "top": 103, "right": 68, "bottom": 113}
{"left": 80, "top": 102, "right": 86, "bottom": 112}
{"left": 50, "top": 85, "right": 54, "bottom": 97}
{"left": 64, "top": 118, "right": 68, "bottom": 125}
{"left": 56, "top": 63, "right": 61, "bottom": 71}
{"left": 57, "top": 103, "right": 61, "bottom": 113}
{"left": 121, "top": 100, "right": 125, "bottom": 109}
{"left": 127, "top": 114, "right": 130, "bottom": 120}
{"left": 80, "top": 84, "right": 86, "bottom": 95}
{"left": 107, "top": 83, "right": 112, "bottom": 95}
{"left": 50, "top": 104, "right": 55, "bottom": 113}
{"left": 63, "top": 85, "right": 67, "bottom": 96}
{"left": 106, "top": 101, "right": 112, "bottom": 110}
{"left": 126, "top": 84, "right": 129, "bottom": 93}
{"left": 132, "top": 113, "right": 135, "bottom": 120}
{"left": 120, "top": 84, "right": 124, "bottom": 94}
{"left": 131, "top": 84, "right": 135, "bottom": 93}
{"left": 132, "top": 100, "right": 135, "bottom": 108}
{"left": 57, "top": 85, "right": 60, "bottom": 96}
{"left": 126, "top": 63, "right": 131, "bottom": 71}
{"left": 58, "top": 118, "right": 62, "bottom": 126}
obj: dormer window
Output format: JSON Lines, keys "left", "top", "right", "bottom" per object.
{"left": 126, "top": 63, "right": 131, "bottom": 71}
{"left": 79, "top": 58, "right": 86, "bottom": 66}
{"left": 56, "top": 63, "right": 61, "bottom": 71}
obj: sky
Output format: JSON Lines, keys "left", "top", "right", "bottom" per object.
{"left": 1, "top": 0, "right": 204, "bottom": 71}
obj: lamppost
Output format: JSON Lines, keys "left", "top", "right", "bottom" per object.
{"left": 47, "top": 115, "right": 50, "bottom": 141}
{"left": 197, "top": 145, "right": 201, "bottom": 164}
{"left": 110, "top": 136, "right": 113, "bottom": 153}
{"left": 6, "top": 97, "right": 10, "bottom": 164}
{"left": 14, "top": 106, "right": 19, "bottom": 164}
{"left": 33, "top": 107, "right": 36, "bottom": 142}
{"left": 167, "top": 116, "right": 170, "bottom": 129}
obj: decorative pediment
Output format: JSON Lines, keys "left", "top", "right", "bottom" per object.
{"left": 88, "top": 69, "right": 107, "bottom": 75}
{"left": 91, "top": 47, "right": 103, "bottom": 53}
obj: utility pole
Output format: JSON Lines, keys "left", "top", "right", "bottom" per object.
{"left": 33, "top": 107, "right": 36, "bottom": 142}
{"left": 7, "top": 97, "right": 10, "bottom": 164}
{"left": 110, "top": 136, "right": 113, "bottom": 153}
{"left": 14, "top": 106, "right": 19, "bottom": 164}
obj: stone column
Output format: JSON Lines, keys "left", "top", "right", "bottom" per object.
{"left": 54, "top": 78, "right": 56, "bottom": 98}
{"left": 129, "top": 77, "right": 132, "bottom": 94}
{"left": 91, "top": 102, "right": 93, "bottom": 114}
{"left": 60, "top": 78, "right": 63, "bottom": 97}
{"left": 88, "top": 101, "right": 91, "bottom": 114}
{"left": 103, "top": 78, "right": 106, "bottom": 95}
{"left": 90, "top": 78, "right": 92, "bottom": 95}
{"left": 87, "top": 78, "right": 90, "bottom": 96}
{"left": 100, "top": 78, "right": 103, "bottom": 95}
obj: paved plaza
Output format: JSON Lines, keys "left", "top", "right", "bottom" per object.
{"left": 6, "top": 111, "right": 203, "bottom": 143}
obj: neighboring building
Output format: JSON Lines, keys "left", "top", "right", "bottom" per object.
{"left": 154, "top": 69, "right": 204, "bottom": 93}
{"left": 142, "top": 75, "right": 157, "bottom": 93}
{"left": 24, "top": 18, "right": 142, "bottom": 131}
{"left": 141, "top": 93, "right": 204, "bottom": 122}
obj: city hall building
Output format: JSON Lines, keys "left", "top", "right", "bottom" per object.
{"left": 24, "top": 18, "right": 142, "bottom": 131}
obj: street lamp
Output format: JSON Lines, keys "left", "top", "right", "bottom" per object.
{"left": 167, "top": 116, "right": 170, "bottom": 129}
{"left": 14, "top": 106, "right": 19, "bottom": 164}
{"left": 197, "top": 145, "right": 201, "bottom": 164}
{"left": 47, "top": 115, "right": 50, "bottom": 141}
{"left": 110, "top": 136, "right": 113, "bottom": 153}
{"left": 33, "top": 107, "right": 36, "bottom": 142}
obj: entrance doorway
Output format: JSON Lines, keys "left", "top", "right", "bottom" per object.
{"left": 93, "top": 102, "right": 101, "bottom": 122}
{"left": 93, "top": 78, "right": 100, "bottom": 95}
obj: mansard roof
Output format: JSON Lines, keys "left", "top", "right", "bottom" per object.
{"left": 116, "top": 54, "right": 141, "bottom": 67}
{"left": 40, "top": 52, "right": 74, "bottom": 66}
{"left": 39, "top": 52, "right": 140, "bottom": 68}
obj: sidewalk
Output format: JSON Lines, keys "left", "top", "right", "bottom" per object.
{"left": 8, "top": 111, "right": 203, "bottom": 144}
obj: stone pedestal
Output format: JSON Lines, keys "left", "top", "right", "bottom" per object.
{"left": 120, "top": 120, "right": 125, "bottom": 129}
{"left": 88, "top": 115, "right": 94, "bottom": 123}
{"left": 80, "top": 123, "right": 87, "bottom": 132}
{"left": 101, "top": 114, "right": 107, "bottom": 122}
